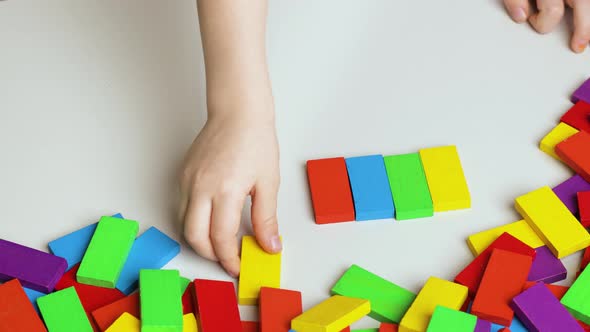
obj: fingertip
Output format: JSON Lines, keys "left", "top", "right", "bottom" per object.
{"left": 510, "top": 6, "right": 528, "bottom": 23}
{"left": 572, "top": 39, "right": 588, "bottom": 53}
{"left": 221, "top": 258, "right": 241, "bottom": 278}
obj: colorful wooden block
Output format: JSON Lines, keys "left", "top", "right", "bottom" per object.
{"left": 351, "top": 329, "right": 378, "bottom": 332}
{"left": 183, "top": 313, "right": 199, "bottom": 332}
{"left": 238, "top": 235, "right": 281, "bottom": 305}
{"left": 466, "top": 220, "right": 544, "bottom": 256}
{"left": 553, "top": 175, "right": 590, "bottom": 216}
{"left": 383, "top": 153, "right": 433, "bottom": 220}
{"left": 307, "top": 157, "right": 355, "bottom": 224}
{"left": 474, "top": 319, "right": 491, "bottom": 332}
{"left": 562, "top": 100, "right": 590, "bottom": 132}
{"left": 515, "top": 186, "right": 590, "bottom": 258}
{"left": 345, "top": 155, "right": 394, "bottom": 220}
{"left": 581, "top": 247, "right": 590, "bottom": 274}
{"left": 23, "top": 287, "right": 45, "bottom": 314}
{"left": 571, "top": 78, "right": 590, "bottom": 103}
{"left": 540, "top": 122, "right": 580, "bottom": 160}
{"left": 260, "top": 287, "right": 302, "bottom": 332}
{"left": 105, "top": 312, "right": 140, "bottom": 332}
{"left": 455, "top": 233, "right": 536, "bottom": 296}
{"left": 91, "top": 293, "right": 140, "bottom": 332}
{"left": 38, "top": 286, "right": 93, "bottom": 332}
{"left": 182, "top": 281, "right": 195, "bottom": 315}
{"left": 291, "top": 295, "right": 370, "bottom": 332}
{"left": 426, "top": 306, "right": 477, "bottom": 332}
{"left": 116, "top": 226, "right": 180, "bottom": 294}
{"left": 526, "top": 246, "right": 567, "bottom": 283}
{"left": 242, "top": 321, "right": 259, "bottom": 332}
{"left": 379, "top": 323, "right": 399, "bottom": 332}
{"left": 140, "top": 269, "right": 183, "bottom": 332}
{"left": 418, "top": 145, "right": 470, "bottom": 211}
{"left": 562, "top": 264, "right": 590, "bottom": 325}
{"left": 471, "top": 249, "right": 533, "bottom": 326}
{"left": 331, "top": 264, "right": 416, "bottom": 323}
{"left": 511, "top": 283, "right": 582, "bottom": 331}
{"left": 399, "top": 277, "right": 468, "bottom": 332}
{"left": 194, "top": 279, "right": 242, "bottom": 332}
{"left": 523, "top": 281, "right": 569, "bottom": 300}
{"left": 579, "top": 191, "right": 590, "bottom": 227}
{"left": 557, "top": 131, "right": 590, "bottom": 182}
{"left": 0, "top": 279, "right": 47, "bottom": 332}
{"left": 0, "top": 239, "right": 67, "bottom": 293}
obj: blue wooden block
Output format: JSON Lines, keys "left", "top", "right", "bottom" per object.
{"left": 345, "top": 155, "right": 394, "bottom": 221}
{"left": 24, "top": 287, "right": 45, "bottom": 313}
{"left": 115, "top": 226, "right": 180, "bottom": 294}
{"left": 48, "top": 213, "right": 123, "bottom": 270}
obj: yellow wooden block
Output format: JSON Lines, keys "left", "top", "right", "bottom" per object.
{"left": 466, "top": 220, "right": 545, "bottom": 256}
{"left": 540, "top": 122, "right": 579, "bottom": 161}
{"left": 291, "top": 295, "right": 370, "bottom": 332}
{"left": 419, "top": 146, "right": 470, "bottom": 212}
{"left": 105, "top": 312, "right": 140, "bottom": 332}
{"left": 399, "top": 277, "right": 468, "bottom": 332}
{"left": 238, "top": 235, "right": 281, "bottom": 305}
{"left": 515, "top": 186, "right": 590, "bottom": 258}
{"left": 183, "top": 313, "right": 199, "bottom": 332}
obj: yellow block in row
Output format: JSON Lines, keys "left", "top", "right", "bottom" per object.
{"left": 291, "top": 295, "right": 370, "bottom": 332}
{"left": 238, "top": 236, "right": 281, "bottom": 305}
{"left": 466, "top": 220, "right": 545, "bottom": 256}
{"left": 105, "top": 313, "right": 199, "bottom": 332}
{"left": 515, "top": 186, "right": 590, "bottom": 258}
{"left": 540, "top": 122, "right": 579, "bottom": 161}
{"left": 399, "top": 277, "right": 468, "bottom": 332}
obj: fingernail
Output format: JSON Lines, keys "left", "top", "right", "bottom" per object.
{"left": 511, "top": 7, "right": 527, "bottom": 23}
{"left": 574, "top": 40, "right": 588, "bottom": 53}
{"left": 271, "top": 235, "right": 283, "bottom": 252}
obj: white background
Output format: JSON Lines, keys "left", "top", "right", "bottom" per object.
{"left": 1, "top": 0, "right": 590, "bottom": 328}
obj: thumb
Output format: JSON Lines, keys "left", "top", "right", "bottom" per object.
{"left": 251, "top": 181, "right": 282, "bottom": 254}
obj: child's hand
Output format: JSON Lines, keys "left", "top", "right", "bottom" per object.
{"left": 179, "top": 103, "right": 281, "bottom": 277}
{"left": 504, "top": 0, "right": 590, "bottom": 53}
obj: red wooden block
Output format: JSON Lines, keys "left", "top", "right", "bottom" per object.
{"left": 471, "top": 249, "right": 533, "bottom": 326}
{"left": 561, "top": 101, "right": 590, "bottom": 133}
{"left": 259, "top": 287, "right": 302, "bottom": 332}
{"left": 523, "top": 281, "right": 569, "bottom": 300}
{"left": 340, "top": 328, "right": 350, "bottom": 332}
{"left": 307, "top": 157, "right": 355, "bottom": 224}
{"left": 0, "top": 279, "right": 47, "bottom": 332}
{"left": 454, "top": 233, "right": 536, "bottom": 296}
{"left": 499, "top": 329, "right": 511, "bottom": 332}
{"left": 581, "top": 247, "right": 590, "bottom": 275}
{"left": 194, "top": 279, "right": 242, "bottom": 332}
{"left": 379, "top": 322, "right": 399, "bottom": 332}
{"left": 556, "top": 131, "right": 590, "bottom": 183}
{"left": 182, "top": 281, "right": 195, "bottom": 315}
{"left": 580, "top": 320, "right": 590, "bottom": 331}
{"left": 242, "top": 321, "right": 259, "bottom": 332}
{"left": 579, "top": 191, "right": 590, "bottom": 227}
{"left": 91, "top": 293, "right": 140, "bottom": 332}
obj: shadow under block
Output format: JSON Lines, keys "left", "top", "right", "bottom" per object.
{"left": 183, "top": 313, "right": 199, "bottom": 332}
{"left": 91, "top": 293, "right": 140, "bottom": 332}
{"left": 553, "top": 175, "right": 590, "bottom": 216}
{"left": 291, "top": 295, "right": 370, "bottom": 332}
{"left": 307, "top": 157, "right": 355, "bottom": 224}
{"left": 515, "top": 186, "right": 590, "bottom": 258}
{"left": 471, "top": 249, "right": 533, "bottom": 326}
{"left": 562, "top": 100, "right": 590, "bottom": 132}
{"left": 466, "top": 220, "right": 544, "bottom": 256}
{"left": 259, "top": 287, "right": 302, "bottom": 332}
{"left": 38, "top": 286, "right": 94, "bottom": 332}
{"left": 540, "top": 122, "right": 579, "bottom": 161}
{"left": 562, "top": 264, "right": 590, "bottom": 325}
{"left": 116, "top": 226, "right": 180, "bottom": 294}
{"left": 556, "top": 131, "right": 590, "bottom": 183}
{"left": 526, "top": 246, "right": 567, "bottom": 284}
{"left": 140, "top": 269, "right": 183, "bottom": 332}
{"left": 0, "top": 279, "right": 47, "bottom": 332}
{"left": 383, "top": 153, "right": 433, "bottom": 220}
{"left": 238, "top": 235, "right": 281, "bottom": 305}
{"left": 105, "top": 312, "right": 140, "bottom": 332}
{"left": 425, "top": 306, "right": 477, "bottom": 332}
{"left": 345, "top": 155, "right": 395, "bottom": 220}
{"left": 399, "top": 276, "right": 468, "bottom": 332}
{"left": 331, "top": 264, "right": 416, "bottom": 323}
{"left": 579, "top": 191, "right": 590, "bottom": 227}
{"left": 455, "top": 233, "right": 536, "bottom": 297}
{"left": 0, "top": 239, "right": 67, "bottom": 293}
{"left": 194, "top": 279, "right": 242, "bottom": 332}
{"left": 418, "top": 145, "right": 470, "bottom": 212}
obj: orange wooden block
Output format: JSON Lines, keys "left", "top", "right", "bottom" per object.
{"left": 242, "top": 321, "right": 259, "bottom": 332}
{"left": 91, "top": 292, "right": 140, "bottom": 331}
{"left": 523, "top": 281, "right": 569, "bottom": 300}
{"left": 556, "top": 131, "right": 590, "bottom": 183}
{"left": 379, "top": 322, "right": 399, "bottom": 331}
{"left": 259, "top": 287, "right": 302, "bottom": 332}
{"left": 0, "top": 279, "right": 47, "bottom": 332}
{"left": 471, "top": 249, "right": 533, "bottom": 326}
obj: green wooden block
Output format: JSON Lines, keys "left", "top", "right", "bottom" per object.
{"left": 140, "top": 269, "right": 183, "bottom": 332}
{"left": 562, "top": 264, "right": 590, "bottom": 324}
{"left": 426, "top": 306, "right": 477, "bottom": 332}
{"left": 179, "top": 276, "right": 191, "bottom": 294}
{"left": 77, "top": 216, "right": 139, "bottom": 288}
{"left": 383, "top": 153, "right": 434, "bottom": 220}
{"left": 331, "top": 264, "right": 416, "bottom": 323}
{"left": 37, "top": 286, "right": 93, "bottom": 332}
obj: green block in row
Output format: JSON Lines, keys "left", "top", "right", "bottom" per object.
{"left": 426, "top": 306, "right": 477, "bottom": 332}
{"left": 140, "top": 269, "right": 183, "bottom": 332}
{"left": 38, "top": 287, "right": 93, "bottom": 332}
{"left": 562, "top": 264, "right": 590, "bottom": 324}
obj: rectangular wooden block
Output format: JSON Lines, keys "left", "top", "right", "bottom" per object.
{"left": 242, "top": 321, "right": 259, "bottom": 332}
{"left": 307, "top": 157, "right": 355, "bottom": 224}
{"left": 140, "top": 269, "right": 183, "bottom": 332}
{"left": 540, "top": 122, "right": 580, "bottom": 161}
{"left": 474, "top": 319, "right": 491, "bottom": 332}
{"left": 557, "top": 131, "right": 590, "bottom": 182}
{"left": 466, "top": 220, "right": 545, "bottom": 256}
{"left": 331, "top": 264, "right": 416, "bottom": 323}
{"left": 562, "top": 100, "right": 590, "bottom": 132}
{"left": 523, "top": 281, "right": 569, "bottom": 300}
{"left": 553, "top": 175, "right": 590, "bottom": 216}
{"left": 379, "top": 323, "right": 399, "bottom": 332}
{"left": 116, "top": 226, "right": 180, "bottom": 294}
{"left": 0, "top": 239, "right": 67, "bottom": 293}
{"left": 527, "top": 246, "right": 567, "bottom": 284}
{"left": 515, "top": 186, "right": 590, "bottom": 258}
{"left": 383, "top": 153, "right": 433, "bottom": 220}
{"left": 91, "top": 293, "right": 140, "bottom": 332}
{"left": 194, "top": 279, "right": 242, "bottom": 332}
{"left": 182, "top": 281, "right": 195, "bottom": 315}
{"left": 399, "top": 277, "right": 468, "bottom": 332}
{"left": 183, "top": 313, "right": 198, "bottom": 332}
{"left": 579, "top": 191, "right": 590, "bottom": 227}
{"left": 260, "top": 287, "right": 302, "bottom": 332}
{"left": 291, "top": 295, "right": 370, "bottom": 332}
{"left": 471, "top": 249, "right": 533, "bottom": 326}
{"left": 105, "top": 312, "right": 140, "bottom": 332}
{"left": 426, "top": 306, "right": 477, "bottom": 332}
{"left": 23, "top": 287, "right": 45, "bottom": 314}
{"left": 419, "top": 145, "right": 470, "bottom": 212}
{"left": 38, "top": 286, "right": 94, "bottom": 332}
{"left": 0, "top": 279, "right": 47, "bottom": 332}
{"left": 345, "top": 155, "right": 395, "bottom": 220}
{"left": 562, "top": 264, "right": 590, "bottom": 325}
{"left": 239, "top": 235, "right": 281, "bottom": 305}
{"left": 77, "top": 216, "right": 139, "bottom": 288}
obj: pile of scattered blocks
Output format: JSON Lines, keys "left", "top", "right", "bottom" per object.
{"left": 4, "top": 79, "right": 590, "bottom": 332}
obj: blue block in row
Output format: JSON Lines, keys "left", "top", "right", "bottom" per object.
{"left": 23, "top": 287, "right": 46, "bottom": 313}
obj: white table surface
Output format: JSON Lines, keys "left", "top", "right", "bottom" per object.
{"left": 2, "top": 0, "right": 590, "bottom": 328}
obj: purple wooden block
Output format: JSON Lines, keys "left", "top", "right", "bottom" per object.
{"left": 0, "top": 239, "right": 67, "bottom": 293}
{"left": 553, "top": 175, "right": 590, "bottom": 216}
{"left": 527, "top": 246, "right": 567, "bottom": 284}
{"left": 475, "top": 318, "right": 491, "bottom": 332}
{"left": 510, "top": 283, "right": 582, "bottom": 332}
{"left": 572, "top": 78, "right": 590, "bottom": 104}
